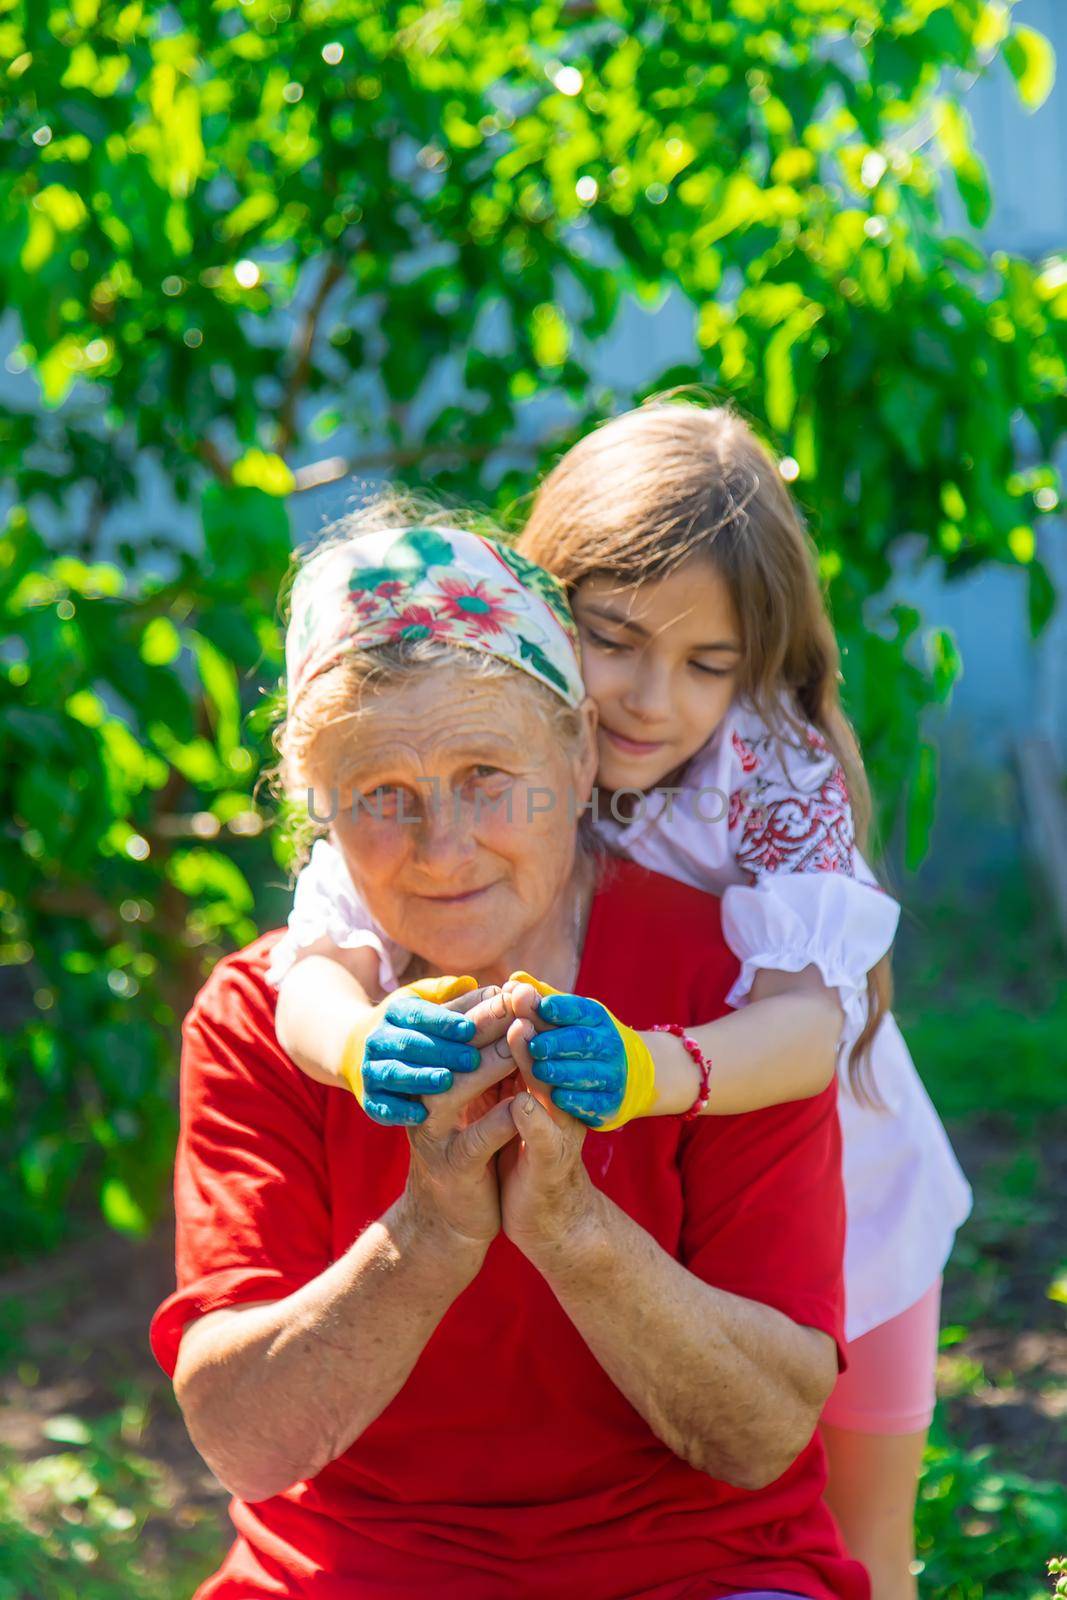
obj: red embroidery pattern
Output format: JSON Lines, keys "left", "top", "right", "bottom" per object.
{"left": 728, "top": 724, "right": 856, "bottom": 877}
{"left": 732, "top": 730, "right": 759, "bottom": 773}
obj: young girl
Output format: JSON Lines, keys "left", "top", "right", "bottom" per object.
{"left": 269, "top": 405, "right": 972, "bottom": 1600}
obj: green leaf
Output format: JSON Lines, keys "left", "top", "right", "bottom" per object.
{"left": 192, "top": 632, "right": 241, "bottom": 754}
{"left": 20, "top": 212, "right": 55, "bottom": 273}
{"left": 530, "top": 303, "right": 570, "bottom": 370}
{"left": 202, "top": 484, "right": 291, "bottom": 587}
{"left": 764, "top": 321, "right": 799, "bottom": 433}
{"left": 100, "top": 1176, "right": 149, "bottom": 1237}
{"left": 140, "top": 616, "right": 182, "bottom": 666}
{"left": 232, "top": 449, "right": 296, "bottom": 497}
{"left": 1027, "top": 559, "right": 1056, "bottom": 636}
{"left": 1004, "top": 25, "right": 1056, "bottom": 111}
{"left": 42, "top": 1415, "right": 92, "bottom": 1446}
{"left": 935, "top": 100, "right": 991, "bottom": 227}
{"left": 1007, "top": 525, "right": 1035, "bottom": 564}
{"left": 32, "top": 185, "right": 89, "bottom": 231}
{"left": 880, "top": 376, "right": 939, "bottom": 470}
{"left": 926, "top": 628, "right": 963, "bottom": 703}
{"left": 700, "top": 173, "right": 763, "bottom": 244}
{"left": 166, "top": 846, "right": 254, "bottom": 911}
{"left": 221, "top": 190, "right": 279, "bottom": 239}
{"left": 66, "top": 689, "right": 107, "bottom": 728}
{"left": 904, "top": 740, "right": 938, "bottom": 872}
{"left": 149, "top": 727, "right": 224, "bottom": 786}
{"left": 61, "top": 41, "right": 131, "bottom": 97}
{"left": 34, "top": 337, "right": 82, "bottom": 408}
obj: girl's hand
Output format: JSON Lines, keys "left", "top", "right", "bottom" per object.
{"left": 344, "top": 976, "right": 488, "bottom": 1125}
{"left": 506, "top": 972, "right": 657, "bottom": 1132}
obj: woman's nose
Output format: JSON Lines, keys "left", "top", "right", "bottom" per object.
{"left": 414, "top": 793, "right": 476, "bottom": 876}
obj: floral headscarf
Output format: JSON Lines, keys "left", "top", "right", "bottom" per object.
{"left": 285, "top": 524, "right": 584, "bottom": 713}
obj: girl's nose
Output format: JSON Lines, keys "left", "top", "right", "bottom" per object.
{"left": 621, "top": 658, "right": 673, "bottom": 722}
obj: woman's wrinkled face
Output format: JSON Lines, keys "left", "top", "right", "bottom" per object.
{"left": 307, "top": 670, "right": 597, "bottom": 978}
{"left": 572, "top": 555, "right": 743, "bottom": 794}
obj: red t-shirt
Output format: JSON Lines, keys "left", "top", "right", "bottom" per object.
{"left": 152, "top": 858, "right": 868, "bottom": 1600}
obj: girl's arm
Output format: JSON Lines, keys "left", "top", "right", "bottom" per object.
{"left": 510, "top": 965, "right": 844, "bottom": 1129}
{"left": 275, "top": 942, "right": 497, "bottom": 1125}
{"left": 643, "top": 964, "right": 845, "bottom": 1117}
{"left": 274, "top": 938, "right": 384, "bottom": 1088}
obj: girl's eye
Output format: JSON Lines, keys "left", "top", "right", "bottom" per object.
{"left": 582, "top": 626, "right": 629, "bottom": 654}
{"left": 690, "top": 661, "right": 732, "bottom": 678}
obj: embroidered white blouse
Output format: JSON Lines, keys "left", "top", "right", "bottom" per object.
{"left": 266, "top": 699, "right": 973, "bottom": 1341}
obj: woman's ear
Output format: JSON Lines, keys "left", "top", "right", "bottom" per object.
{"left": 573, "top": 695, "right": 599, "bottom": 799}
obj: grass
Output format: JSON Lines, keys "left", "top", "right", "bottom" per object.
{"left": 915, "top": 1433, "right": 1066, "bottom": 1599}
{"left": 899, "top": 866, "right": 1067, "bottom": 1597}
{"left": 0, "top": 1403, "right": 221, "bottom": 1600}
{"left": 895, "top": 869, "right": 1067, "bottom": 1122}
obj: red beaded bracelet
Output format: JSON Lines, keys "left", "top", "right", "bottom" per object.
{"left": 651, "top": 1023, "right": 712, "bottom": 1120}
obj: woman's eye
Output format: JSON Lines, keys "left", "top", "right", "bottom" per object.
{"left": 364, "top": 785, "right": 404, "bottom": 815}
{"left": 690, "top": 661, "right": 732, "bottom": 678}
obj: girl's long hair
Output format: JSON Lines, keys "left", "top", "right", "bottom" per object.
{"left": 518, "top": 397, "right": 891, "bottom": 1106}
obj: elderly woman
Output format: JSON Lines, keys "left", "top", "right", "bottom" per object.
{"left": 150, "top": 513, "right": 868, "bottom": 1600}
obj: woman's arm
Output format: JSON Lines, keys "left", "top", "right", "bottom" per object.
{"left": 644, "top": 964, "right": 845, "bottom": 1116}
{"left": 548, "top": 1188, "right": 836, "bottom": 1489}
{"left": 504, "top": 1020, "right": 839, "bottom": 1491}
{"left": 174, "top": 1201, "right": 482, "bottom": 1503}
{"left": 174, "top": 1024, "right": 520, "bottom": 1503}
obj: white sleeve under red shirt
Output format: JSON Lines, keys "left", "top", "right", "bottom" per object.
{"left": 152, "top": 858, "right": 868, "bottom": 1600}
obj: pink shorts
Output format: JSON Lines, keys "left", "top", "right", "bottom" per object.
{"left": 820, "top": 1276, "right": 943, "bottom": 1436}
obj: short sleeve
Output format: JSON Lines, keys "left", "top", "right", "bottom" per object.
{"left": 264, "top": 838, "right": 412, "bottom": 991}
{"left": 149, "top": 951, "right": 334, "bottom": 1378}
{"left": 677, "top": 1082, "right": 849, "bottom": 1372}
{"left": 721, "top": 872, "right": 901, "bottom": 1059}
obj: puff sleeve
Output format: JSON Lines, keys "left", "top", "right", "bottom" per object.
{"left": 721, "top": 715, "right": 900, "bottom": 1058}
{"left": 264, "top": 838, "right": 412, "bottom": 991}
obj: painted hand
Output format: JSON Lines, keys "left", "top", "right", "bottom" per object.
{"left": 506, "top": 972, "right": 657, "bottom": 1131}
{"left": 342, "top": 975, "right": 484, "bottom": 1126}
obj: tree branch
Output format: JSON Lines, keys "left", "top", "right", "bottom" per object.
{"left": 291, "top": 436, "right": 555, "bottom": 493}
{"left": 196, "top": 437, "right": 233, "bottom": 485}
{"left": 276, "top": 255, "right": 347, "bottom": 457}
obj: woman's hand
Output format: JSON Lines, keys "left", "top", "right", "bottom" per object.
{"left": 505, "top": 973, "right": 658, "bottom": 1131}
{"left": 402, "top": 999, "right": 522, "bottom": 1252}
{"left": 495, "top": 1010, "right": 605, "bottom": 1277}
{"left": 348, "top": 977, "right": 491, "bottom": 1125}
